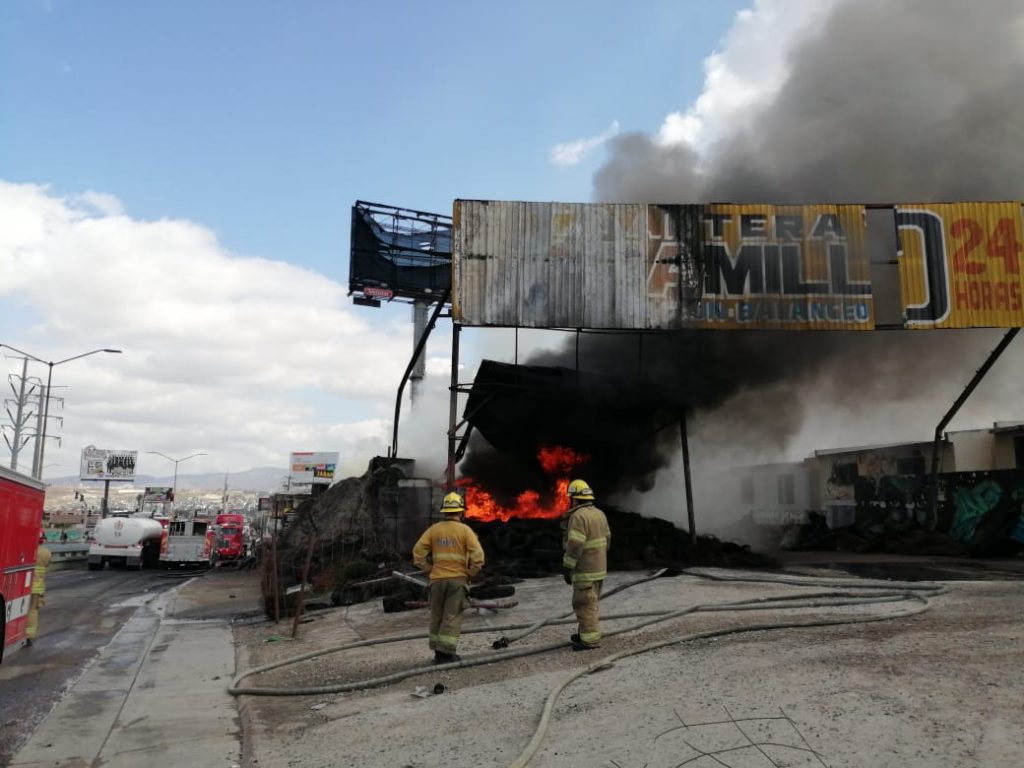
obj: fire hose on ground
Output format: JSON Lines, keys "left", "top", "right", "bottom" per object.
{"left": 227, "top": 569, "right": 947, "bottom": 767}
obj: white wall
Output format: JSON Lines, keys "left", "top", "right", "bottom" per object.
{"left": 948, "top": 429, "right": 993, "bottom": 472}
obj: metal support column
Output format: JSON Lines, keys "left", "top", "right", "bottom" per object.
{"left": 446, "top": 323, "right": 461, "bottom": 490}
{"left": 101, "top": 479, "right": 111, "bottom": 519}
{"left": 410, "top": 300, "right": 428, "bottom": 404}
{"left": 390, "top": 289, "right": 450, "bottom": 459}
{"left": 679, "top": 411, "right": 697, "bottom": 544}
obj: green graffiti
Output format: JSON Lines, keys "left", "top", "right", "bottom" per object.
{"left": 951, "top": 480, "right": 1003, "bottom": 542}
{"left": 1012, "top": 487, "right": 1024, "bottom": 544}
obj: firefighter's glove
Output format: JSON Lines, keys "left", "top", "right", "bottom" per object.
{"left": 562, "top": 569, "right": 573, "bottom": 585}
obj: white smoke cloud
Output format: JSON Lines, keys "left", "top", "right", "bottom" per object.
{"left": 0, "top": 180, "right": 445, "bottom": 480}
{"left": 657, "top": 0, "right": 839, "bottom": 153}
{"left": 550, "top": 120, "right": 621, "bottom": 167}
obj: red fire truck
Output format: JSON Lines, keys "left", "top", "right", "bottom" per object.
{"left": 1, "top": 465, "right": 46, "bottom": 662}
{"left": 214, "top": 512, "right": 247, "bottom": 562}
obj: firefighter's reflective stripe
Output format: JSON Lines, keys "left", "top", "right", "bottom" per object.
{"left": 562, "top": 504, "right": 610, "bottom": 584}
{"left": 412, "top": 520, "right": 485, "bottom": 581}
{"left": 572, "top": 580, "right": 603, "bottom": 647}
{"left": 433, "top": 553, "right": 468, "bottom": 562}
{"left": 31, "top": 546, "right": 52, "bottom": 595}
{"left": 428, "top": 578, "right": 469, "bottom": 654}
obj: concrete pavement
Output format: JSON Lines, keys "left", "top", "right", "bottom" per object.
{"left": 10, "top": 582, "right": 241, "bottom": 768}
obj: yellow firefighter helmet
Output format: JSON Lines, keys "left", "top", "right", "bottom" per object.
{"left": 440, "top": 491, "right": 465, "bottom": 515}
{"left": 567, "top": 479, "right": 594, "bottom": 501}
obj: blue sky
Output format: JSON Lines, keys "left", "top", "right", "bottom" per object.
{"left": 1, "top": 0, "right": 773, "bottom": 481}
{"left": 2, "top": 0, "right": 744, "bottom": 275}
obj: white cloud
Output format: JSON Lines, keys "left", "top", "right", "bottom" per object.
{"left": 72, "top": 190, "right": 124, "bottom": 216}
{"left": 550, "top": 120, "right": 620, "bottom": 167}
{"left": 657, "top": 0, "right": 839, "bottom": 153}
{"left": 0, "top": 180, "right": 449, "bottom": 481}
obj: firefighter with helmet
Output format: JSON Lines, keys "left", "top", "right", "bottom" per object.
{"left": 412, "top": 491, "right": 485, "bottom": 663}
{"left": 562, "top": 479, "right": 611, "bottom": 650}
{"left": 25, "top": 531, "right": 52, "bottom": 646}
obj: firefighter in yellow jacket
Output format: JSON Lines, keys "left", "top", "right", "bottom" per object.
{"left": 26, "top": 532, "right": 52, "bottom": 646}
{"left": 562, "top": 479, "right": 611, "bottom": 651}
{"left": 412, "top": 492, "right": 485, "bottom": 663}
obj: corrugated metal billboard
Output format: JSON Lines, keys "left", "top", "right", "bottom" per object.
{"left": 896, "top": 202, "right": 1024, "bottom": 328}
{"left": 453, "top": 201, "right": 875, "bottom": 330}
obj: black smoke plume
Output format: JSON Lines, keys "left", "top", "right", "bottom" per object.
{"left": 461, "top": 0, "right": 1024, "bottom": 502}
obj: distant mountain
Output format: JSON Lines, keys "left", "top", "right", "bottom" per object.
{"left": 46, "top": 466, "right": 289, "bottom": 492}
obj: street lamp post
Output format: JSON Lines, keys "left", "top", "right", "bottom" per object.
{"left": 0, "top": 344, "right": 122, "bottom": 479}
{"left": 146, "top": 451, "right": 207, "bottom": 517}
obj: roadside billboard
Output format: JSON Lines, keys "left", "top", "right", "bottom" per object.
{"left": 142, "top": 486, "right": 173, "bottom": 502}
{"left": 288, "top": 451, "right": 339, "bottom": 492}
{"left": 454, "top": 199, "right": 1024, "bottom": 331}
{"left": 454, "top": 201, "right": 874, "bottom": 330}
{"left": 896, "top": 202, "right": 1024, "bottom": 328}
{"left": 80, "top": 446, "right": 137, "bottom": 481}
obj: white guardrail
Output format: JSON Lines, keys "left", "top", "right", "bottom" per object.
{"left": 45, "top": 542, "right": 91, "bottom": 567}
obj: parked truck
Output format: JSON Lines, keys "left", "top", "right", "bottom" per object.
{"left": 88, "top": 516, "right": 165, "bottom": 570}
{"left": 0, "top": 465, "right": 45, "bottom": 662}
{"left": 214, "top": 512, "right": 248, "bottom": 563}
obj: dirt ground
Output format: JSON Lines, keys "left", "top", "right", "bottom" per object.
{"left": 227, "top": 561, "right": 1024, "bottom": 768}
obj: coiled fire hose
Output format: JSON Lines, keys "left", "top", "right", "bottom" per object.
{"left": 227, "top": 570, "right": 946, "bottom": 767}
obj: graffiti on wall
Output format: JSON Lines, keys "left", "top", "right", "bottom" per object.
{"left": 947, "top": 472, "right": 1024, "bottom": 554}
{"left": 816, "top": 459, "right": 1024, "bottom": 555}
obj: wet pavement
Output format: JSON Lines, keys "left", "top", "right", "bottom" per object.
{"left": 778, "top": 551, "right": 1024, "bottom": 581}
{"left": 0, "top": 565, "right": 177, "bottom": 766}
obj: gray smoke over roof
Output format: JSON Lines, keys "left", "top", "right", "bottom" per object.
{"left": 464, "top": 0, "right": 1024, "bottom": 502}
{"left": 595, "top": 0, "right": 1024, "bottom": 206}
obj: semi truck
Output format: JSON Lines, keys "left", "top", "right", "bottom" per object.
{"left": 0, "top": 465, "right": 46, "bottom": 662}
{"left": 214, "top": 512, "right": 248, "bottom": 562}
{"left": 87, "top": 516, "right": 165, "bottom": 570}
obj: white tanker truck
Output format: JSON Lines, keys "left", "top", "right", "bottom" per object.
{"left": 87, "top": 516, "right": 165, "bottom": 571}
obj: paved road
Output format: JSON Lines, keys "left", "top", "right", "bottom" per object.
{"left": 0, "top": 565, "right": 180, "bottom": 766}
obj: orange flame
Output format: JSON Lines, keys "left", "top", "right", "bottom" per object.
{"left": 459, "top": 445, "right": 588, "bottom": 523}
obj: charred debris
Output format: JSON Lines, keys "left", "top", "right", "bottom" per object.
{"left": 260, "top": 454, "right": 774, "bottom": 620}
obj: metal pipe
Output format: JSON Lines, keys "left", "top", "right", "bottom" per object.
{"left": 392, "top": 569, "right": 430, "bottom": 589}
{"left": 927, "top": 328, "right": 1019, "bottom": 520}
{"left": 392, "top": 289, "right": 451, "bottom": 459}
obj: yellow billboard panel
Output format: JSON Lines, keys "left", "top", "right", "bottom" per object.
{"left": 678, "top": 204, "right": 874, "bottom": 330}
{"left": 897, "top": 202, "right": 1024, "bottom": 328}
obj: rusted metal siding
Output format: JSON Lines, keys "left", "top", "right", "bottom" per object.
{"left": 698, "top": 203, "right": 872, "bottom": 330}
{"left": 896, "top": 202, "right": 1024, "bottom": 328}
{"left": 453, "top": 200, "right": 875, "bottom": 330}
{"left": 454, "top": 201, "right": 651, "bottom": 328}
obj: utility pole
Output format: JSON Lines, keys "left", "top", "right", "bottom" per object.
{"left": 4, "top": 357, "right": 38, "bottom": 471}
{"left": 29, "top": 385, "right": 64, "bottom": 478}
